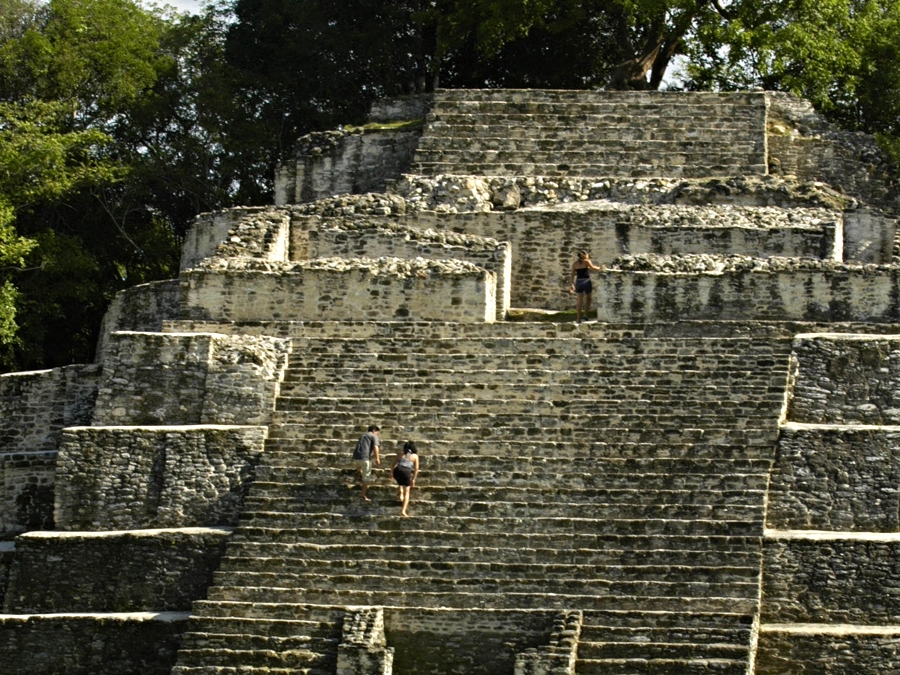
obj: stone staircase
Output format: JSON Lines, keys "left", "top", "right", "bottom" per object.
{"left": 412, "top": 90, "right": 768, "bottom": 178}
{"left": 3, "top": 87, "right": 898, "bottom": 675}
{"left": 171, "top": 327, "right": 793, "bottom": 675}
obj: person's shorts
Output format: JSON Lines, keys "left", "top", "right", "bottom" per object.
{"left": 356, "top": 458, "right": 373, "bottom": 481}
{"left": 574, "top": 278, "right": 592, "bottom": 295}
{"left": 393, "top": 466, "right": 413, "bottom": 486}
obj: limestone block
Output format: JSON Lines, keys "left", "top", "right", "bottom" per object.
{"left": 275, "top": 130, "right": 421, "bottom": 205}
{"left": 181, "top": 258, "right": 496, "bottom": 323}
{"left": 767, "top": 423, "right": 900, "bottom": 531}
{"left": 306, "top": 218, "right": 511, "bottom": 319}
{"left": 787, "top": 334, "right": 900, "bottom": 425}
{"left": 0, "top": 612, "right": 187, "bottom": 675}
{"left": 843, "top": 209, "right": 896, "bottom": 264}
{"left": 762, "top": 532, "right": 900, "bottom": 624}
{"left": 180, "top": 206, "right": 271, "bottom": 270}
{"left": 337, "top": 607, "right": 393, "bottom": 675}
{"left": 756, "top": 626, "right": 900, "bottom": 675}
{"left": 95, "top": 280, "right": 180, "bottom": 362}
{"left": 383, "top": 608, "right": 555, "bottom": 675}
{"left": 3, "top": 527, "right": 230, "bottom": 613}
{"left": 0, "top": 365, "right": 100, "bottom": 455}
{"left": 93, "top": 332, "right": 289, "bottom": 427}
{"left": 397, "top": 205, "right": 842, "bottom": 312}
{"left": 54, "top": 425, "right": 267, "bottom": 530}
{"left": 592, "top": 266, "right": 900, "bottom": 324}
{"left": 0, "top": 451, "right": 56, "bottom": 535}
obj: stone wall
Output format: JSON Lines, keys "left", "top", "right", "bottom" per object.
{"left": 0, "top": 451, "right": 56, "bottom": 535}
{"left": 383, "top": 608, "right": 557, "bottom": 675}
{"left": 95, "top": 280, "right": 181, "bottom": 362}
{"left": 763, "top": 533, "right": 900, "bottom": 624}
{"left": 394, "top": 206, "right": 844, "bottom": 310}
{"left": 275, "top": 128, "right": 422, "bottom": 205}
{"left": 767, "top": 423, "right": 900, "bottom": 531}
{"left": 180, "top": 206, "right": 271, "bottom": 270}
{"left": 756, "top": 627, "right": 900, "bottom": 675}
{"left": 591, "top": 264, "right": 900, "bottom": 324}
{"left": 766, "top": 92, "right": 900, "bottom": 212}
{"left": 304, "top": 216, "right": 511, "bottom": 319}
{"left": 787, "top": 334, "right": 900, "bottom": 424}
{"left": 181, "top": 258, "right": 497, "bottom": 323}
{"left": 4, "top": 528, "right": 229, "bottom": 613}
{"left": 0, "top": 543, "right": 12, "bottom": 605}
{"left": 0, "top": 365, "right": 101, "bottom": 455}
{"left": 0, "top": 613, "right": 187, "bottom": 675}
{"left": 93, "top": 332, "right": 289, "bottom": 427}
{"left": 0, "top": 365, "right": 101, "bottom": 535}
{"left": 54, "top": 425, "right": 267, "bottom": 530}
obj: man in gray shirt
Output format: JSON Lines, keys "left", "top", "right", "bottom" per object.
{"left": 352, "top": 425, "right": 381, "bottom": 501}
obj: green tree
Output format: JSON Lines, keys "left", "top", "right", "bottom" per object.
{"left": 0, "top": 100, "right": 119, "bottom": 363}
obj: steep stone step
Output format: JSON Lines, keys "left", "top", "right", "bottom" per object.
{"left": 267, "top": 421, "right": 777, "bottom": 446}
{"left": 248, "top": 464, "right": 771, "bottom": 492}
{"left": 230, "top": 526, "right": 761, "bottom": 553}
{"left": 259, "top": 450, "right": 772, "bottom": 474}
{"left": 285, "top": 334, "right": 784, "bottom": 357}
{"left": 175, "top": 645, "right": 335, "bottom": 670}
{"left": 411, "top": 161, "right": 764, "bottom": 178}
{"left": 263, "top": 437, "right": 773, "bottom": 460}
{"left": 413, "top": 147, "right": 764, "bottom": 165}
{"left": 208, "top": 571, "right": 758, "bottom": 603}
{"left": 416, "top": 134, "right": 765, "bottom": 151}
{"left": 212, "top": 559, "right": 758, "bottom": 588}
{"left": 220, "top": 541, "right": 760, "bottom": 568}
{"left": 235, "top": 511, "right": 761, "bottom": 537}
{"left": 180, "top": 615, "right": 341, "bottom": 639}
{"left": 575, "top": 656, "right": 748, "bottom": 675}
{"left": 242, "top": 492, "right": 765, "bottom": 521}
{"left": 204, "top": 585, "right": 757, "bottom": 613}
{"left": 173, "top": 668, "right": 318, "bottom": 675}
{"left": 274, "top": 395, "right": 780, "bottom": 417}
{"left": 279, "top": 367, "right": 783, "bottom": 390}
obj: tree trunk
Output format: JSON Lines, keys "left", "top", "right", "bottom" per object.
{"left": 606, "top": 35, "right": 664, "bottom": 90}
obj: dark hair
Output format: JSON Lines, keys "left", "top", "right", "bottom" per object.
{"left": 403, "top": 441, "right": 417, "bottom": 454}
{"left": 368, "top": 425, "right": 380, "bottom": 432}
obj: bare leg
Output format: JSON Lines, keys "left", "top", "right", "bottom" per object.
{"left": 584, "top": 292, "right": 592, "bottom": 320}
{"left": 361, "top": 480, "right": 370, "bottom": 501}
{"left": 575, "top": 295, "right": 584, "bottom": 322}
{"left": 400, "top": 486, "right": 411, "bottom": 516}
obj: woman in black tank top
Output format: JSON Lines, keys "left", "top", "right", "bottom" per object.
{"left": 391, "top": 441, "right": 420, "bottom": 517}
{"left": 569, "top": 250, "right": 601, "bottom": 323}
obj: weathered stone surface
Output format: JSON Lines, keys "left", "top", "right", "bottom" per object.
{"left": 95, "top": 280, "right": 182, "bottom": 362}
{"left": 54, "top": 425, "right": 267, "bottom": 530}
{"left": 93, "top": 332, "right": 289, "bottom": 426}
{"left": 763, "top": 533, "right": 900, "bottom": 624}
{"left": 0, "top": 613, "right": 187, "bottom": 675}
{"left": 757, "top": 626, "right": 900, "bottom": 675}
{"left": 788, "top": 334, "right": 900, "bottom": 425}
{"left": 181, "top": 257, "right": 497, "bottom": 323}
{"left": 4, "top": 528, "right": 230, "bottom": 613}
{"left": 767, "top": 423, "right": 900, "bottom": 531}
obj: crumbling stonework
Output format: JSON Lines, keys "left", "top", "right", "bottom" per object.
{"left": 54, "top": 425, "right": 267, "bottom": 530}
{"left": 3, "top": 88, "right": 900, "bottom": 675}
{"left": 4, "top": 528, "right": 230, "bottom": 613}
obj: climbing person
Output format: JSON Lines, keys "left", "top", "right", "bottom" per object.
{"left": 391, "top": 440, "right": 419, "bottom": 517}
{"left": 569, "top": 250, "right": 602, "bottom": 323}
{"left": 352, "top": 425, "right": 381, "bottom": 501}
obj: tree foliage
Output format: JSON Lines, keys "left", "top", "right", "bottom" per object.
{"left": 0, "top": 0, "right": 897, "bottom": 372}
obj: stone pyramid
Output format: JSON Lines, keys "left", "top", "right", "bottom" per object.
{"left": 1, "top": 89, "right": 899, "bottom": 675}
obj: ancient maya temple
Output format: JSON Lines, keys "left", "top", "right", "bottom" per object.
{"left": 2, "top": 89, "right": 900, "bottom": 675}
